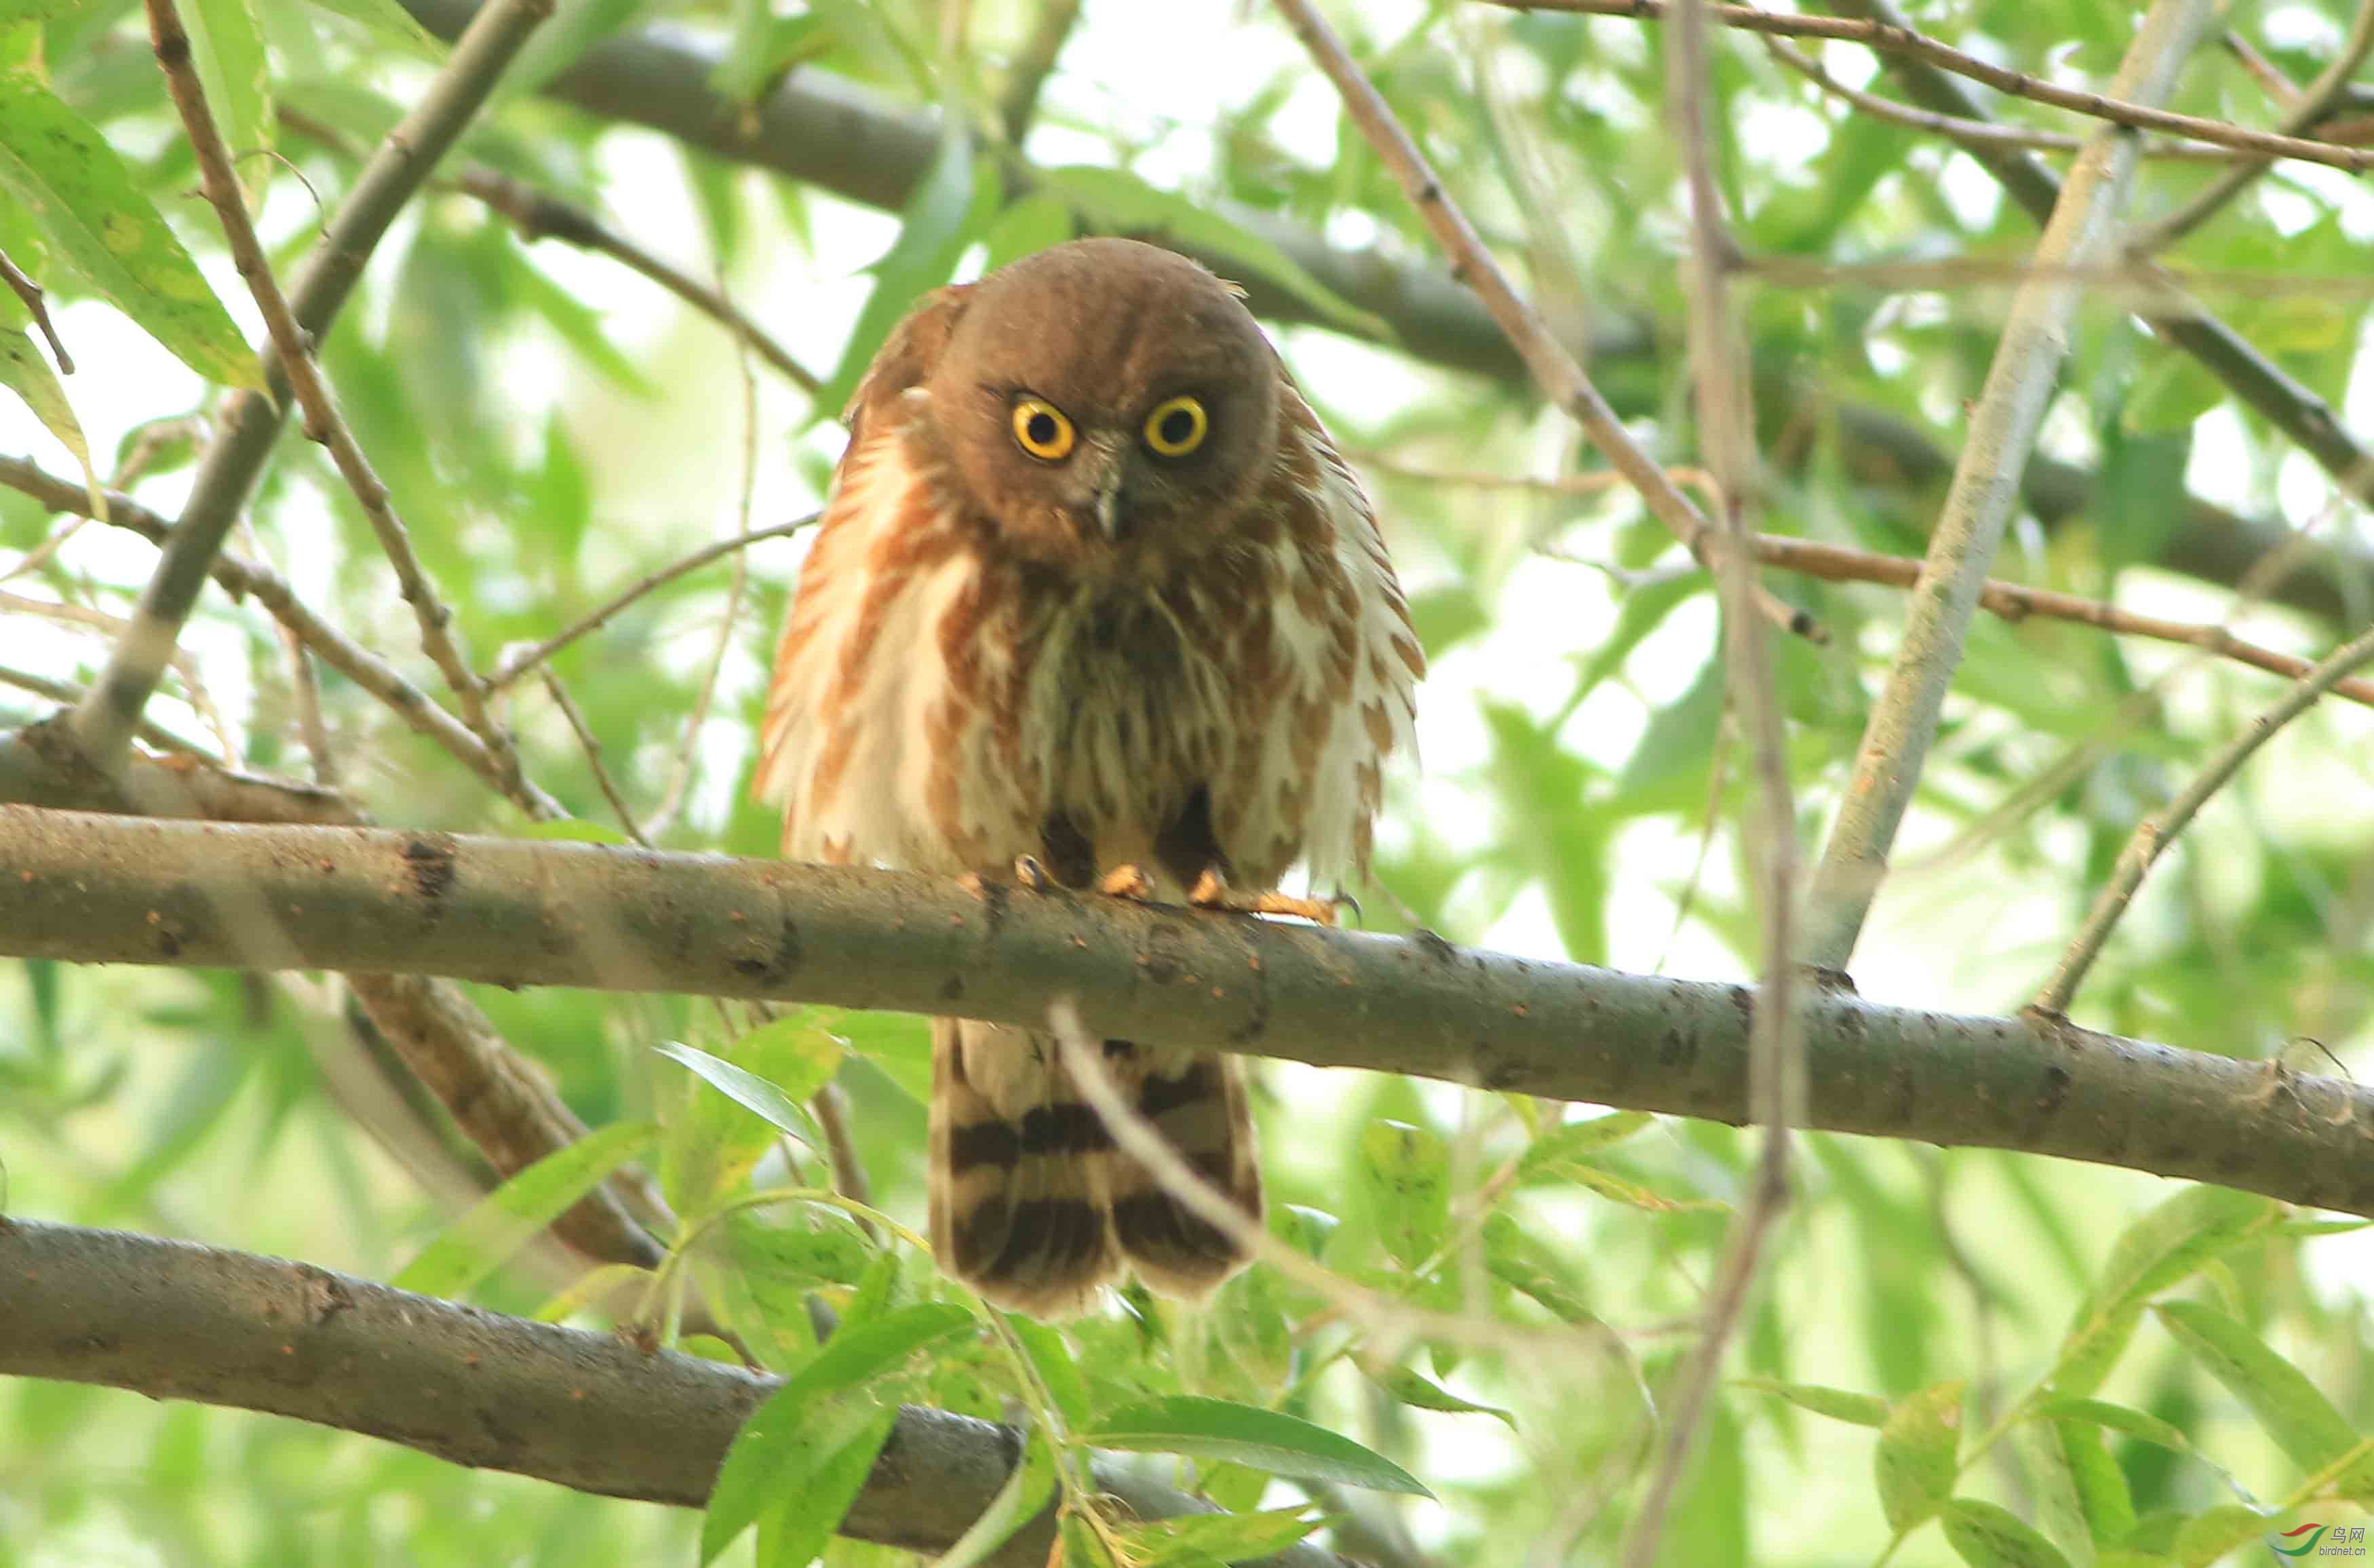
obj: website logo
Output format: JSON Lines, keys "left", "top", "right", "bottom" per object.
{"left": 2274, "top": 1523, "right": 2369, "bottom": 1559}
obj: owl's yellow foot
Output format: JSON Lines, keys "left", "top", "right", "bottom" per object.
{"left": 1097, "top": 863, "right": 1154, "bottom": 901}
{"left": 1187, "top": 867, "right": 1342, "bottom": 926}
{"left": 1013, "top": 854, "right": 1053, "bottom": 891}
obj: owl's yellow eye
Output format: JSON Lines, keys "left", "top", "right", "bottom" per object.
{"left": 1143, "top": 395, "right": 1208, "bottom": 458}
{"left": 1011, "top": 399, "right": 1075, "bottom": 461}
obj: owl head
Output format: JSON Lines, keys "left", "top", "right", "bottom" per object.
{"left": 918, "top": 237, "right": 1284, "bottom": 572}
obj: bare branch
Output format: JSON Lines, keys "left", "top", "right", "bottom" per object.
{"left": 486, "top": 513, "right": 819, "bottom": 694}
{"left": 1268, "top": 0, "right": 1823, "bottom": 643}
{"left": 0, "top": 1219, "right": 1346, "bottom": 1567}
{"left": 1492, "top": 0, "right": 2374, "bottom": 172}
{"left": 144, "top": 0, "right": 556, "bottom": 822}
{"left": 68, "top": 0, "right": 555, "bottom": 779}
{"left": 0, "top": 246, "right": 73, "bottom": 373}
{"left": 2031, "top": 623, "right": 2374, "bottom": 1017}
{"left": 0, "top": 665, "right": 215, "bottom": 759}
{"left": 2131, "top": 0, "right": 2374, "bottom": 252}
{"left": 1816, "top": 0, "right": 2374, "bottom": 512}
{"left": 453, "top": 163, "right": 822, "bottom": 394}
{"left": 1800, "top": 0, "right": 2213, "bottom": 971}
{"left": 1764, "top": 37, "right": 2250, "bottom": 161}
{"left": 997, "top": 0, "right": 1083, "bottom": 146}
{"left": 0, "top": 455, "right": 560, "bottom": 807}
{"left": 1, "top": 808, "right": 2369, "bottom": 1215}
{"left": 1618, "top": 4, "right": 1797, "bottom": 1557}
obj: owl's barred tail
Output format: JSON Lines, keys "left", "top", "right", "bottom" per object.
{"left": 928, "top": 1019, "right": 1260, "bottom": 1317}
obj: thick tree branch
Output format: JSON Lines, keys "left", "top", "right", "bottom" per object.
{"left": 1801, "top": 0, "right": 2210, "bottom": 969}
{"left": 1, "top": 808, "right": 2368, "bottom": 1215}
{"left": 0, "top": 1219, "right": 1342, "bottom": 1567}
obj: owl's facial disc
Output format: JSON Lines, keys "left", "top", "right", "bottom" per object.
{"left": 922, "top": 238, "right": 1282, "bottom": 570}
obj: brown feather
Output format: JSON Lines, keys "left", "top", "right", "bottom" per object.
{"left": 756, "top": 238, "right": 1421, "bottom": 1316}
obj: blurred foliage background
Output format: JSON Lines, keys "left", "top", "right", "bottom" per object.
{"left": 2, "top": 0, "right": 2373, "bottom": 1563}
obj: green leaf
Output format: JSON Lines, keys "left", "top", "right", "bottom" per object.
{"left": 732, "top": 1015, "right": 847, "bottom": 1108}
{"left": 1519, "top": 1111, "right": 1656, "bottom": 1173}
{"left": 530, "top": 1261, "right": 650, "bottom": 1323}
{"left": 2059, "top": 1419, "right": 2139, "bottom": 1548}
{"left": 2034, "top": 1397, "right": 2194, "bottom": 1454}
{"left": 1874, "top": 1381, "right": 1964, "bottom": 1533}
{"left": 1358, "top": 1118, "right": 1449, "bottom": 1268}
{"left": 977, "top": 193, "right": 1075, "bottom": 275}
{"left": 2051, "top": 1188, "right": 2278, "bottom": 1398}
{"left": 932, "top": 1426, "right": 1057, "bottom": 1567}
{"left": 703, "top": 1391, "right": 889, "bottom": 1564}
{"left": 1035, "top": 165, "right": 1388, "bottom": 340}
{"left": 758, "top": 1405, "right": 897, "bottom": 1567}
{"left": 817, "top": 126, "right": 983, "bottom": 418}
{"left": 179, "top": 0, "right": 273, "bottom": 214}
{"left": 1003, "top": 1314, "right": 1089, "bottom": 1432}
{"left": 296, "top": 0, "right": 444, "bottom": 54}
{"left": 1127, "top": 1507, "right": 1326, "bottom": 1566}
{"left": 653, "top": 1039, "right": 821, "bottom": 1146}
{"left": 784, "top": 1302, "right": 973, "bottom": 1407}
{"left": 0, "top": 75, "right": 259, "bottom": 388}
{"left": 1940, "top": 1498, "right": 2076, "bottom": 1568}
{"left": 2154, "top": 1301, "right": 2374, "bottom": 1496}
{"left": 392, "top": 1120, "right": 658, "bottom": 1299}
{"left": 1365, "top": 1363, "right": 1517, "bottom": 1429}
{"left": 1734, "top": 1377, "right": 1890, "bottom": 1428}
{"left": 1085, "top": 1396, "right": 1433, "bottom": 1497}
{"left": 2169, "top": 1506, "right": 2270, "bottom": 1568}
{"left": 0, "top": 327, "right": 99, "bottom": 516}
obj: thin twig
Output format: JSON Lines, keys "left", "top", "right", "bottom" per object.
{"left": 0, "top": 452, "right": 548, "bottom": 809}
{"left": 644, "top": 269, "right": 763, "bottom": 838}
{"left": 0, "top": 248, "right": 73, "bottom": 374}
{"left": 1269, "top": 0, "right": 1823, "bottom": 644}
{"left": 997, "top": 0, "right": 1083, "bottom": 146}
{"left": 1764, "top": 36, "right": 2246, "bottom": 161}
{"left": 538, "top": 670, "right": 648, "bottom": 844}
{"left": 69, "top": 0, "right": 552, "bottom": 779}
{"left": 1799, "top": 0, "right": 2213, "bottom": 971}
{"left": 1818, "top": 0, "right": 2374, "bottom": 512}
{"left": 2132, "top": 0, "right": 2374, "bottom": 253}
{"left": 1360, "top": 457, "right": 2374, "bottom": 711}
{"left": 145, "top": 0, "right": 557, "bottom": 821}
{"left": 1617, "top": 2, "right": 1797, "bottom": 1559}
{"left": 811, "top": 1081, "right": 874, "bottom": 1213}
{"left": 485, "top": 513, "right": 819, "bottom": 693}
{"left": 0, "top": 664, "right": 213, "bottom": 758}
{"left": 2031, "top": 623, "right": 2374, "bottom": 1017}
{"left": 1494, "top": 0, "right": 2374, "bottom": 172}
{"left": 448, "top": 163, "right": 821, "bottom": 394}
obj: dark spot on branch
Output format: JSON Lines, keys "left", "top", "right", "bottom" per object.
{"left": 401, "top": 835, "right": 457, "bottom": 903}
{"left": 2035, "top": 1063, "right": 2071, "bottom": 1119}
{"left": 152, "top": 31, "right": 190, "bottom": 68}
{"left": 1656, "top": 1027, "right": 1691, "bottom": 1070}
{"left": 939, "top": 975, "right": 964, "bottom": 1002}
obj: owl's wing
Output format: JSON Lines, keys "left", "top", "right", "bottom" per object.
{"left": 754, "top": 285, "right": 1034, "bottom": 873}
{"left": 1214, "top": 387, "right": 1424, "bottom": 893}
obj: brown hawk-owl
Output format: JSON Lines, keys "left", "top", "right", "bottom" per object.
{"left": 755, "top": 237, "right": 1422, "bottom": 1316}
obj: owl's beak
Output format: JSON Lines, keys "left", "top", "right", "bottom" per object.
{"left": 1081, "top": 439, "right": 1130, "bottom": 541}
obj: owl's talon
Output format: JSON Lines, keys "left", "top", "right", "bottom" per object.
{"left": 1013, "top": 854, "right": 1053, "bottom": 891}
{"left": 1097, "top": 863, "right": 1154, "bottom": 901}
{"left": 1188, "top": 867, "right": 1339, "bottom": 926}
